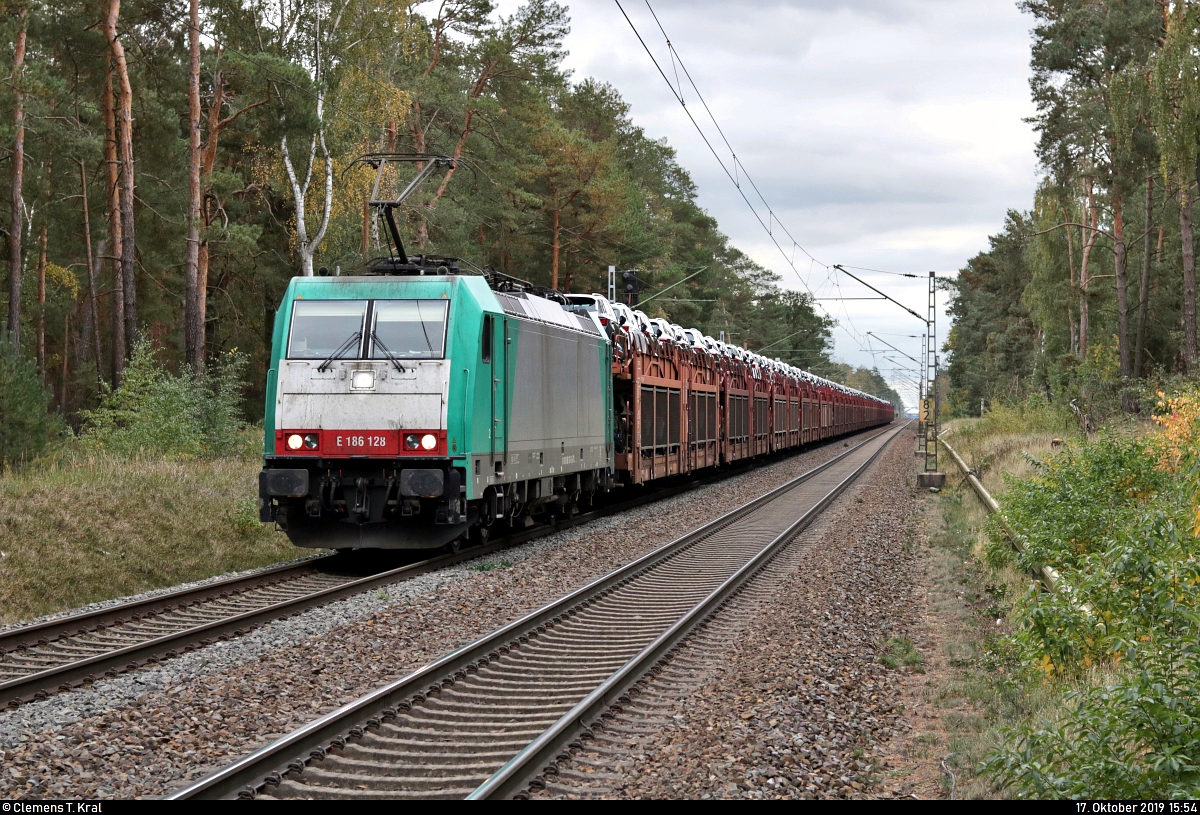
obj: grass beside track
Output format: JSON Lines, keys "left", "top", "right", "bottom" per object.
{"left": 903, "top": 404, "right": 1076, "bottom": 797}
{"left": 0, "top": 452, "right": 295, "bottom": 626}
{"left": 914, "top": 487, "right": 1055, "bottom": 798}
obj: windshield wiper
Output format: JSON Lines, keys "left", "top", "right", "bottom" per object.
{"left": 415, "top": 301, "right": 437, "bottom": 357}
{"left": 370, "top": 331, "right": 407, "bottom": 373}
{"left": 317, "top": 331, "right": 362, "bottom": 372}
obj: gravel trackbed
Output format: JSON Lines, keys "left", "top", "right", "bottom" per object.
{"left": 0, "top": 435, "right": 879, "bottom": 799}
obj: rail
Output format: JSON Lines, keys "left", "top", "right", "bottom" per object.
{"left": 169, "top": 423, "right": 902, "bottom": 800}
{"left": 1, "top": 427, "right": 890, "bottom": 708}
{"left": 470, "top": 425, "right": 899, "bottom": 799}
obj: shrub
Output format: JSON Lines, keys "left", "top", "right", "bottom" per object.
{"left": 0, "top": 336, "right": 64, "bottom": 470}
{"left": 196, "top": 347, "right": 251, "bottom": 458}
{"left": 1009, "top": 509, "right": 1200, "bottom": 673}
{"left": 997, "top": 431, "right": 1174, "bottom": 573}
{"left": 986, "top": 388, "right": 1200, "bottom": 797}
{"left": 79, "top": 339, "right": 248, "bottom": 459}
{"left": 988, "top": 516, "right": 1200, "bottom": 799}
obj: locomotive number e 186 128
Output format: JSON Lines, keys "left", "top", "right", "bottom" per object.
{"left": 336, "top": 434, "right": 389, "bottom": 448}
{"left": 327, "top": 431, "right": 399, "bottom": 456}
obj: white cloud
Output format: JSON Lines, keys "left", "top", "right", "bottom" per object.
{"left": 494, "top": 0, "right": 1038, "bottom": 405}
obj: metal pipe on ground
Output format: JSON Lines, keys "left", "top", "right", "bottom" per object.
{"left": 938, "top": 433, "right": 1062, "bottom": 591}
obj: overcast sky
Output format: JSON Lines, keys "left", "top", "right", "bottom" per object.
{"left": 495, "top": 0, "right": 1039, "bottom": 406}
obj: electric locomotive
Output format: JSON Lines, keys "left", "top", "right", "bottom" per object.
{"left": 258, "top": 264, "right": 614, "bottom": 549}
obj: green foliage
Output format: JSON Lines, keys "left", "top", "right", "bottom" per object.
{"left": 945, "top": 213, "right": 1040, "bottom": 415}
{"left": 999, "top": 432, "right": 1178, "bottom": 575}
{"left": 983, "top": 534, "right": 1018, "bottom": 571}
{"left": 79, "top": 339, "right": 247, "bottom": 459}
{"left": 0, "top": 337, "right": 64, "bottom": 470}
{"left": 984, "top": 416, "right": 1200, "bottom": 797}
{"left": 1153, "top": 7, "right": 1200, "bottom": 193}
{"left": 988, "top": 515, "right": 1200, "bottom": 798}
{"left": 198, "top": 348, "right": 253, "bottom": 458}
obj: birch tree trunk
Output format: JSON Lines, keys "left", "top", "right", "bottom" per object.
{"left": 1079, "top": 180, "right": 1099, "bottom": 359}
{"left": 275, "top": 0, "right": 343, "bottom": 277}
{"left": 7, "top": 6, "right": 26, "bottom": 353}
{"left": 281, "top": 93, "right": 333, "bottom": 277}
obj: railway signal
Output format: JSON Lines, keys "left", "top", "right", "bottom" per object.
{"left": 622, "top": 270, "right": 640, "bottom": 306}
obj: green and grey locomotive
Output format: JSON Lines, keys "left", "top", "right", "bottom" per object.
{"left": 259, "top": 270, "right": 613, "bottom": 550}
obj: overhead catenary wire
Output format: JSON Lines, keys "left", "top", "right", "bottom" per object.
{"left": 633, "top": 0, "right": 948, "bottom": 365}
{"left": 615, "top": 0, "right": 914, "bottom": 354}
{"left": 840, "top": 265, "right": 922, "bottom": 278}
{"left": 613, "top": 4, "right": 824, "bottom": 286}
{"left": 640, "top": 0, "right": 822, "bottom": 269}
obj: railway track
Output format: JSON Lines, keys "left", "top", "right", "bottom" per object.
{"left": 170, "top": 422, "right": 903, "bottom": 800}
{"left": 0, "top": 430, "right": 885, "bottom": 709}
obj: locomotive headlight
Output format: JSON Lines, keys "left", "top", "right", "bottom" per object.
{"left": 286, "top": 434, "right": 304, "bottom": 451}
{"left": 404, "top": 434, "right": 421, "bottom": 450}
{"left": 420, "top": 434, "right": 437, "bottom": 451}
{"left": 351, "top": 370, "right": 375, "bottom": 389}
{"left": 303, "top": 433, "right": 319, "bottom": 450}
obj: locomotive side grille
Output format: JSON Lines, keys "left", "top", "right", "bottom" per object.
{"left": 573, "top": 313, "right": 601, "bottom": 335}
{"left": 495, "top": 292, "right": 600, "bottom": 336}
{"left": 493, "top": 292, "right": 528, "bottom": 318}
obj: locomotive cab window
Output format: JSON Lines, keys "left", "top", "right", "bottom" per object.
{"left": 481, "top": 315, "right": 492, "bottom": 363}
{"left": 287, "top": 300, "right": 368, "bottom": 359}
{"left": 287, "top": 299, "right": 449, "bottom": 361}
{"left": 370, "top": 300, "right": 449, "bottom": 360}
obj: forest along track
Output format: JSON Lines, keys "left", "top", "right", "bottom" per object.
{"left": 170, "top": 422, "right": 904, "bottom": 801}
{"left": 0, "top": 430, "right": 886, "bottom": 709}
